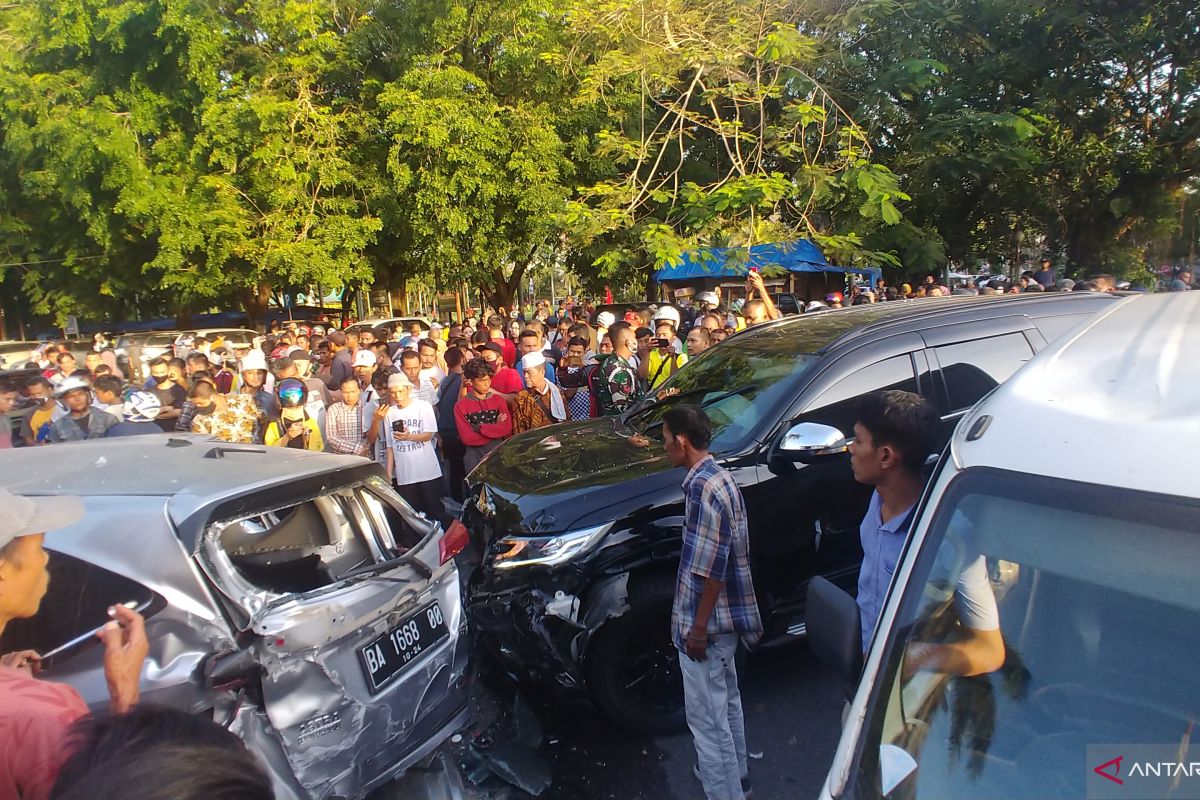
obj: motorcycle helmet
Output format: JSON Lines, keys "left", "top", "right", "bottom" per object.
{"left": 652, "top": 305, "right": 681, "bottom": 329}
{"left": 123, "top": 390, "right": 162, "bottom": 423}
{"left": 804, "top": 300, "right": 829, "bottom": 313}
{"left": 275, "top": 377, "right": 307, "bottom": 409}
{"left": 54, "top": 375, "right": 92, "bottom": 399}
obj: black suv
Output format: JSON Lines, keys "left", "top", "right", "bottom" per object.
{"left": 463, "top": 293, "right": 1120, "bottom": 731}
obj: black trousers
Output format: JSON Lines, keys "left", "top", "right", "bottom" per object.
{"left": 395, "top": 477, "right": 452, "bottom": 529}
{"left": 442, "top": 436, "right": 467, "bottom": 502}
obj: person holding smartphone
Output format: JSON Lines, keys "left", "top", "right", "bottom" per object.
{"left": 383, "top": 373, "right": 450, "bottom": 527}
{"left": 263, "top": 378, "right": 325, "bottom": 452}
{"left": 0, "top": 489, "right": 149, "bottom": 800}
{"left": 641, "top": 320, "right": 689, "bottom": 391}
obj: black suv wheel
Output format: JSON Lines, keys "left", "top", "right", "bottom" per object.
{"left": 586, "top": 572, "right": 687, "bottom": 733}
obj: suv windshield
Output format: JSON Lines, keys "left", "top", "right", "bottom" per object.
{"left": 625, "top": 329, "right": 819, "bottom": 451}
{"left": 855, "top": 469, "right": 1200, "bottom": 800}
{"left": 145, "top": 333, "right": 178, "bottom": 347}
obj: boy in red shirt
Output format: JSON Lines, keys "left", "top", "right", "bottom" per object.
{"left": 455, "top": 358, "right": 513, "bottom": 474}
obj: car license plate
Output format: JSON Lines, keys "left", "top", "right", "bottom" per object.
{"left": 358, "top": 602, "right": 449, "bottom": 694}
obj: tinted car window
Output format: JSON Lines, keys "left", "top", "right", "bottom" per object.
{"left": 857, "top": 470, "right": 1200, "bottom": 800}
{"left": 801, "top": 354, "right": 918, "bottom": 435}
{"left": 933, "top": 333, "right": 1034, "bottom": 413}
{"left": 0, "top": 550, "right": 157, "bottom": 656}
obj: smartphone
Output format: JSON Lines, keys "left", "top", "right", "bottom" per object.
{"left": 391, "top": 418, "right": 406, "bottom": 434}
{"left": 654, "top": 338, "right": 671, "bottom": 349}
{"left": 567, "top": 354, "right": 584, "bottom": 367}
{"left": 39, "top": 599, "right": 146, "bottom": 670}
{"left": 748, "top": 265, "right": 759, "bottom": 274}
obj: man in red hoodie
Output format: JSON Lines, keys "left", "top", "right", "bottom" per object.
{"left": 475, "top": 342, "right": 522, "bottom": 399}
{"left": 455, "top": 359, "right": 513, "bottom": 474}
{"left": 488, "top": 319, "right": 517, "bottom": 368}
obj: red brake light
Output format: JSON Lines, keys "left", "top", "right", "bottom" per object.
{"left": 439, "top": 520, "right": 470, "bottom": 565}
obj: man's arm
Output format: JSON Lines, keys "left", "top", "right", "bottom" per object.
{"left": 686, "top": 577, "right": 725, "bottom": 661}
{"left": 748, "top": 271, "right": 782, "bottom": 320}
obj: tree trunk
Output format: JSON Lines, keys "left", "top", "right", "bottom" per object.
{"left": 238, "top": 281, "right": 272, "bottom": 331}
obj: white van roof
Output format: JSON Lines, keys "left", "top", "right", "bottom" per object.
{"left": 953, "top": 292, "right": 1200, "bottom": 499}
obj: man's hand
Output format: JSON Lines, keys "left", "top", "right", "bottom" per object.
{"left": 1, "top": 650, "right": 41, "bottom": 673}
{"left": 99, "top": 605, "right": 149, "bottom": 714}
{"left": 287, "top": 421, "right": 305, "bottom": 439}
{"left": 685, "top": 627, "right": 708, "bottom": 661}
{"left": 627, "top": 433, "right": 651, "bottom": 449}
{"left": 746, "top": 270, "right": 766, "bottom": 296}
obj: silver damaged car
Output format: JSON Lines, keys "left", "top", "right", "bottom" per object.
{"left": 0, "top": 436, "right": 472, "bottom": 799}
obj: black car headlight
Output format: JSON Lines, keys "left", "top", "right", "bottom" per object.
{"left": 493, "top": 523, "right": 613, "bottom": 570}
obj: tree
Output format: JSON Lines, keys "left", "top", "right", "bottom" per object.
{"left": 555, "top": 0, "right": 913, "bottom": 288}
{"left": 824, "top": 0, "right": 1200, "bottom": 279}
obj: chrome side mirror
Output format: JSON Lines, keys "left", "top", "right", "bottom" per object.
{"left": 778, "top": 422, "right": 848, "bottom": 463}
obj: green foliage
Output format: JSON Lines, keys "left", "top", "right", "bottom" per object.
{"left": 558, "top": 0, "right": 912, "bottom": 279}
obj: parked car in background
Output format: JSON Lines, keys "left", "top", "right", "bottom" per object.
{"left": 345, "top": 317, "right": 431, "bottom": 339}
{"left": 815, "top": 292, "right": 1199, "bottom": 800}
{"left": 0, "top": 437, "right": 472, "bottom": 800}
{"left": 464, "top": 292, "right": 1121, "bottom": 732}
{"left": 0, "top": 340, "right": 39, "bottom": 370}
{"left": 121, "top": 328, "right": 258, "bottom": 382}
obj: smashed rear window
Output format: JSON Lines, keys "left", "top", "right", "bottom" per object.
{"left": 205, "top": 482, "right": 433, "bottom": 602}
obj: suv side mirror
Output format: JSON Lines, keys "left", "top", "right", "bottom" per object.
{"left": 778, "top": 422, "right": 848, "bottom": 463}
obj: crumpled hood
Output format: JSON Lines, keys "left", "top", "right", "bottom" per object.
{"left": 470, "top": 415, "right": 681, "bottom": 535}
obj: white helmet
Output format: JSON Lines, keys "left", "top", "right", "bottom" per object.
{"left": 695, "top": 291, "right": 719, "bottom": 308}
{"left": 54, "top": 375, "right": 92, "bottom": 398}
{"left": 652, "top": 305, "right": 681, "bottom": 328}
{"left": 124, "top": 390, "right": 162, "bottom": 423}
{"left": 240, "top": 349, "right": 269, "bottom": 372}
{"left": 804, "top": 300, "right": 828, "bottom": 313}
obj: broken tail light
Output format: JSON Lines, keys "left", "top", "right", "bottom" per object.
{"left": 439, "top": 520, "right": 470, "bottom": 565}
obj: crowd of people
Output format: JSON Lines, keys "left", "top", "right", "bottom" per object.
{"left": 0, "top": 285, "right": 753, "bottom": 506}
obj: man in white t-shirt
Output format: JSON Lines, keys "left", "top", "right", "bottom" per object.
{"left": 417, "top": 338, "right": 446, "bottom": 387}
{"left": 383, "top": 373, "right": 450, "bottom": 528}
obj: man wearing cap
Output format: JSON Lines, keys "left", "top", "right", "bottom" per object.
{"left": 106, "top": 390, "right": 166, "bottom": 437}
{"left": 0, "top": 489, "right": 149, "bottom": 800}
{"left": 512, "top": 353, "right": 568, "bottom": 433}
{"left": 516, "top": 330, "right": 556, "bottom": 388}
{"left": 475, "top": 342, "right": 522, "bottom": 398}
{"left": 382, "top": 373, "right": 450, "bottom": 526}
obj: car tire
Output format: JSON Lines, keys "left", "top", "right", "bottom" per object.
{"left": 586, "top": 571, "right": 688, "bottom": 734}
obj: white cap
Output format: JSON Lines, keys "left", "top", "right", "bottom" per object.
{"left": 352, "top": 350, "right": 377, "bottom": 368}
{"left": 0, "top": 488, "right": 85, "bottom": 550}
{"left": 387, "top": 372, "right": 412, "bottom": 389}
{"left": 240, "top": 349, "right": 268, "bottom": 372}
{"left": 596, "top": 311, "right": 616, "bottom": 328}
{"left": 519, "top": 352, "right": 547, "bottom": 371}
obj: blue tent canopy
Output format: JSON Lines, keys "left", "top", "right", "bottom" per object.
{"left": 653, "top": 241, "right": 881, "bottom": 286}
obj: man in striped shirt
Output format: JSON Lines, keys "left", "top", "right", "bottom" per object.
{"left": 664, "top": 405, "right": 762, "bottom": 800}
{"left": 324, "top": 376, "right": 377, "bottom": 457}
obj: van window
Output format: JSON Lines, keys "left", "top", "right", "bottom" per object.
{"left": 800, "top": 354, "right": 918, "bottom": 435}
{"left": 215, "top": 495, "right": 375, "bottom": 593}
{"left": 931, "top": 333, "right": 1034, "bottom": 413}
{"left": 855, "top": 469, "right": 1200, "bottom": 800}
{"left": 0, "top": 550, "right": 157, "bottom": 657}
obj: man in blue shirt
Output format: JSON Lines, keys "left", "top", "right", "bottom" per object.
{"left": 849, "top": 390, "right": 939, "bottom": 652}
{"left": 664, "top": 405, "right": 762, "bottom": 800}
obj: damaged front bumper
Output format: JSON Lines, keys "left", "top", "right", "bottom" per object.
{"left": 468, "top": 568, "right": 631, "bottom": 693}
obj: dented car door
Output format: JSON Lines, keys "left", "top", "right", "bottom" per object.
{"left": 199, "top": 478, "right": 471, "bottom": 799}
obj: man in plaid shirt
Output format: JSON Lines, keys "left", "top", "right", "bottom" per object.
{"left": 663, "top": 405, "right": 762, "bottom": 800}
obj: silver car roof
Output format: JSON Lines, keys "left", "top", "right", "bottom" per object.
{"left": 2, "top": 435, "right": 374, "bottom": 527}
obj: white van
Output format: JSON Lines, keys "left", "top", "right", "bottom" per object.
{"left": 813, "top": 291, "right": 1200, "bottom": 800}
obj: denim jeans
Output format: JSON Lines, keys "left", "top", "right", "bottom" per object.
{"left": 679, "top": 633, "right": 748, "bottom": 800}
